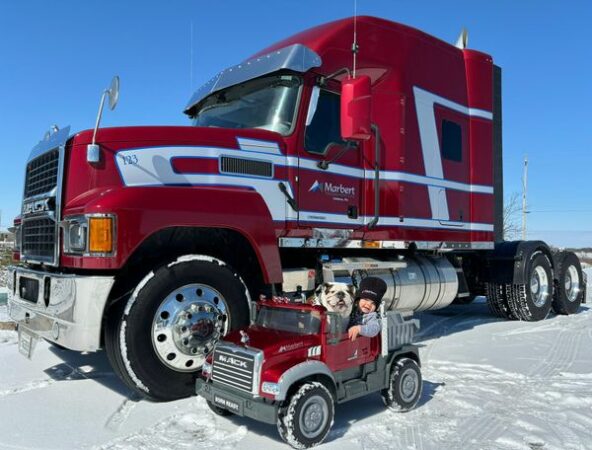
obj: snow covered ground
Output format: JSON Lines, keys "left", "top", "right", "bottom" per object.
{"left": 0, "top": 270, "right": 590, "bottom": 450}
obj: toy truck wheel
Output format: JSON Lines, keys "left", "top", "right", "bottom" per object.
{"left": 506, "top": 252, "right": 553, "bottom": 321}
{"left": 381, "top": 357, "right": 422, "bottom": 412}
{"left": 552, "top": 251, "right": 584, "bottom": 315}
{"left": 277, "top": 382, "right": 334, "bottom": 449}
{"left": 207, "top": 400, "right": 233, "bottom": 416}
{"left": 105, "top": 258, "right": 249, "bottom": 401}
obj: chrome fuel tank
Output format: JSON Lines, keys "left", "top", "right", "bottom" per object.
{"left": 322, "top": 255, "right": 459, "bottom": 313}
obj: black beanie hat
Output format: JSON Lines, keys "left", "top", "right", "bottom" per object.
{"left": 356, "top": 276, "right": 387, "bottom": 307}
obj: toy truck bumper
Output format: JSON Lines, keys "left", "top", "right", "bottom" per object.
{"left": 6, "top": 265, "right": 115, "bottom": 352}
{"left": 196, "top": 378, "right": 278, "bottom": 425}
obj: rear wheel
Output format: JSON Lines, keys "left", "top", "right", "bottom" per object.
{"left": 552, "top": 252, "right": 584, "bottom": 315}
{"left": 104, "top": 257, "right": 250, "bottom": 401}
{"left": 381, "top": 357, "right": 422, "bottom": 412}
{"left": 486, "top": 282, "right": 514, "bottom": 319}
{"left": 506, "top": 252, "right": 553, "bottom": 321}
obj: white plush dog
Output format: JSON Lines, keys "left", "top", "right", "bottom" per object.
{"left": 312, "top": 282, "right": 355, "bottom": 319}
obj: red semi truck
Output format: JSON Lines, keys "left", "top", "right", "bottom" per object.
{"left": 7, "top": 16, "right": 586, "bottom": 401}
{"left": 196, "top": 299, "right": 421, "bottom": 448}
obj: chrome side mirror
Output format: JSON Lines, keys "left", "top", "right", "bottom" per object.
{"left": 88, "top": 76, "right": 120, "bottom": 164}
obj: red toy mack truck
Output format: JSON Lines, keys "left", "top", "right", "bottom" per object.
{"left": 196, "top": 298, "right": 421, "bottom": 448}
{"left": 8, "top": 16, "right": 586, "bottom": 401}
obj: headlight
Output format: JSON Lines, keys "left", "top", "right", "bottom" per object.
{"left": 63, "top": 214, "right": 116, "bottom": 256}
{"left": 261, "top": 382, "right": 280, "bottom": 396}
{"left": 68, "top": 222, "right": 87, "bottom": 252}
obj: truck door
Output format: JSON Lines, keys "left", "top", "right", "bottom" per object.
{"left": 297, "top": 85, "right": 364, "bottom": 228}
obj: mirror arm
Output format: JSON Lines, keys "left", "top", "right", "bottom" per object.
{"left": 319, "top": 67, "right": 352, "bottom": 87}
{"left": 91, "top": 89, "right": 109, "bottom": 146}
{"left": 367, "top": 123, "right": 381, "bottom": 229}
{"left": 317, "top": 141, "right": 358, "bottom": 170}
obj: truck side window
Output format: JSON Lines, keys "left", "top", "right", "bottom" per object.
{"left": 441, "top": 119, "right": 462, "bottom": 162}
{"left": 305, "top": 89, "right": 345, "bottom": 154}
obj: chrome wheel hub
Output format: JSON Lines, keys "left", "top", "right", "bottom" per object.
{"left": 400, "top": 368, "right": 419, "bottom": 403}
{"left": 531, "top": 266, "right": 550, "bottom": 308}
{"left": 152, "top": 283, "right": 228, "bottom": 372}
{"left": 565, "top": 265, "right": 581, "bottom": 302}
{"left": 299, "top": 395, "right": 329, "bottom": 439}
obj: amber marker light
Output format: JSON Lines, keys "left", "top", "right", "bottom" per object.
{"left": 89, "top": 217, "right": 113, "bottom": 253}
{"left": 362, "top": 241, "right": 381, "bottom": 249}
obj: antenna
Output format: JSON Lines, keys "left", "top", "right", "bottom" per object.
{"left": 352, "top": 0, "right": 358, "bottom": 78}
{"left": 522, "top": 155, "right": 528, "bottom": 239}
{"left": 190, "top": 21, "right": 194, "bottom": 89}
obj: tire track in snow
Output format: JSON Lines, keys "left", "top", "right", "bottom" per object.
{"left": 527, "top": 330, "right": 581, "bottom": 378}
{"left": 105, "top": 396, "right": 140, "bottom": 431}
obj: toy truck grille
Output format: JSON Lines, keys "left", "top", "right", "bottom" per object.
{"left": 212, "top": 344, "right": 260, "bottom": 394}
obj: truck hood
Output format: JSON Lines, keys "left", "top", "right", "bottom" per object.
{"left": 71, "top": 125, "right": 285, "bottom": 149}
{"left": 223, "top": 326, "right": 320, "bottom": 357}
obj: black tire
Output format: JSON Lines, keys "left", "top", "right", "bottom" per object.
{"left": 277, "top": 382, "right": 334, "bottom": 449}
{"left": 207, "top": 400, "right": 233, "bottom": 416}
{"left": 381, "top": 357, "right": 422, "bottom": 412}
{"left": 552, "top": 251, "right": 584, "bottom": 315}
{"left": 486, "top": 283, "right": 515, "bottom": 319}
{"left": 506, "top": 252, "right": 553, "bottom": 321}
{"left": 104, "top": 258, "right": 250, "bottom": 401}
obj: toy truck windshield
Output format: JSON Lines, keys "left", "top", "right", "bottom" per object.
{"left": 255, "top": 305, "right": 321, "bottom": 335}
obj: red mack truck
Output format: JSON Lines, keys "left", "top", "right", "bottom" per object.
{"left": 7, "top": 16, "right": 586, "bottom": 401}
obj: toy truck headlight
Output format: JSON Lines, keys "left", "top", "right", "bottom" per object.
{"left": 262, "top": 382, "right": 280, "bottom": 396}
{"left": 202, "top": 361, "right": 212, "bottom": 377}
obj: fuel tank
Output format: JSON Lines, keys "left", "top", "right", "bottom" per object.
{"left": 322, "top": 255, "right": 459, "bottom": 313}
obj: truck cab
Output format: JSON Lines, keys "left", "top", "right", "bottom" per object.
{"left": 197, "top": 299, "right": 421, "bottom": 448}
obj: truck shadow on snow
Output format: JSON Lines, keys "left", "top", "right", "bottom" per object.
{"left": 44, "top": 345, "right": 137, "bottom": 399}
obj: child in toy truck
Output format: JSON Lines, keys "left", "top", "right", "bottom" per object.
{"left": 347, "top": 276, "right": 387, "bottom": 340}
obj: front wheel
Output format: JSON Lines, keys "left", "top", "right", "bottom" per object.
{"left": 277, "top": 382, "right": 334, "bottom": 449}
{"left": 381, "top": 357, "right": 422, "bottom": 412}
{"left": 105, "top": 257, "right": 250, "bottom": 401}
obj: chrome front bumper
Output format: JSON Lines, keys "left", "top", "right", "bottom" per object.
{"left": 7, "top": 266, "right": 115, "bottom": 352}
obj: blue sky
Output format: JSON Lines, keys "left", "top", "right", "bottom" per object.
{"left": 1, "top": 0, "right": 591, "bottom": 247}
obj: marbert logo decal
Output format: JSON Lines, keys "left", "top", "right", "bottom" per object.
{"left": 309, "top": 180, "right": 355, "bottom": 197}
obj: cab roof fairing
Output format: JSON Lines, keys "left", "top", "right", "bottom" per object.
{"left": 183, "top": 43, "right": 322, "bottom": 116}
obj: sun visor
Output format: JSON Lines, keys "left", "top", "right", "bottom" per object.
{"left": 183, "top": 43, "right": 322, "bottom": 115}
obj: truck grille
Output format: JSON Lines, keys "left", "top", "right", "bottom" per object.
{"left": 21, "top": 218, "right": 56, "bottom": 261}
{"left": 24, "top": 149, "right": 59, "bottom": 197}
{"left": 212, "top": 345, "right": 257, "bottom": 394}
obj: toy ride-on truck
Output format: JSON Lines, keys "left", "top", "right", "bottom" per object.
{"left": 195, "top": 299, "right": 421, "bottom": 448}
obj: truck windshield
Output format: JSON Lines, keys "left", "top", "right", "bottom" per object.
{"left": 192, "top": 74, "right": 302, "bottom": 135}
{"left": 256, "top": 306, "right": 321, "bottom": 335}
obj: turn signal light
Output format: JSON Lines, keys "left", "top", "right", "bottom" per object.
{"left": 89, "top": 217, "right": 113, "bottom": 253}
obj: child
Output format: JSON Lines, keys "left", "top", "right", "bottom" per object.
{"left": 348, "top": 276, "right": 387, "bottom": 341}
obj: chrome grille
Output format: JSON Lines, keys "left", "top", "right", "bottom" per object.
{"left": 220, "top": 156, "right": 273, "bottom": 178}
{"left": 212, "top": 346, "right": 256, "bottom": 393}
{"left": 21, "top": 218, "right": 56, "bottom": 261}
{"left": 24, "top": 149, "right": 59, "bottom": 197}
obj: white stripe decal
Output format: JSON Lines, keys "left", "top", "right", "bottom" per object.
{"left": 115, "top": 141, "right": 494, "bottom": 232}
